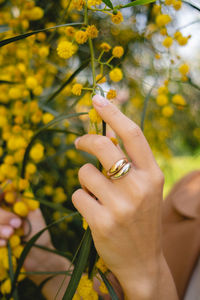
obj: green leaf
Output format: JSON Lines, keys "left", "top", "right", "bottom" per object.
{"left": 20, "top": 111, "right": 88, "bottom": 178}
{"left": 44, "top": 58, "right": 90, "bottom": 104}
{"left": 0, "top": 23, "right": 83, "bottom": 48}
{"left": 102, "top": 0, "right": 113, "bottom": 9}
{"left": 9, "top": 213, "right": 77, "bottom": 298}
{"left": 123, "top": 0, "right": 156, "bottom": 8}
{"left": 7, "top": 242, "right": 19, "bottom": 300}
{"left": 98, "top": 269, "right": 119, "bottom": 300}
{"left": 62, "top": 227, "right": 92, "bottom": 299}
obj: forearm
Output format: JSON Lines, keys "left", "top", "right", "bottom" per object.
{"left": 114, "top": 254, "right": 178, "bottom": 300}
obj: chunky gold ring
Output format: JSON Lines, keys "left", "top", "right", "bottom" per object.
{"left": 109, "top": 162, "right": 132, "bottom": 180}
{"left": 107, "top": 158, "right": 128, "bottom": 177}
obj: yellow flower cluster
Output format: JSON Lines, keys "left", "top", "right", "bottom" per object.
{"left": 109, "top": 68, "right": 123, "bottom": 82}
{"left": 57, "top": 41, "right": 77, "bottom": 59}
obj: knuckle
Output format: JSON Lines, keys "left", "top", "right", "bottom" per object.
{"left": 113, "top": 204, "right": 135, "bottom": 225}
{"left": 93, "top": 136, "right": 110, "bottom": 151}
{"left": 125, "top": 124, "right": 142, "bottom": 139}
{"left": 78, "top": 163, "right": 93, "bottom": 181}
{"left": 95, "top": 216, "right": 115, "bottom": 238}
{"left": 152, "top": 169, "right": 165, "bottom": 187}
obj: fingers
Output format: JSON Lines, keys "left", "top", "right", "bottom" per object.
{"left": 78, "top": 163, "right": 115, "bottom": 207}
{"left": 0, "top": 208, "right": 22, "bottom": 246}
{"left": 0, "top": 208, "right": 22, "bottom": 228}
{"left": 75, "top": 134, "right": 125, "bottom": 172}
{"left": 72, "top": 188, "right": 106, "bottom": 228}
{"left": 92, "top": 95, "right": 157, "bottom": 170}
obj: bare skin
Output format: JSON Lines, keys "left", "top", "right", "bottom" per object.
{"left": 0, "top": 95, "right": 179, "bottom": 299}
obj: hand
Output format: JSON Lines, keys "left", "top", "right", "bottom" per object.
{"left": 72, "top": 95, "right": 178, "bottom": 299}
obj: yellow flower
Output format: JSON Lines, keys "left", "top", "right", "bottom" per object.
{"left": 174, "top": 31, "right": 182, "bottom": 40}
{"left": 112, "top": 46, "right": 124, "bottom": 58}
{"left": 57, "top": 41, "right": 76, "bottom": 59}
{"left": 107, "top": 89, "right": 117, "bottom": 99}
{"left": 26, "top": 163, "right": 37, "bottom": 175}
{"left": 173, "top": 0, "right": 182, "bottom": 10}
{"left": 30, "top": 143, "right": 44, "bottom": 163}
{"left": 13, "top": 201, "right": 29, "bottom": 217}
{"left": 12, "top": 245, "right": 24, "bottom": 258}
{"left": 160, "top": 28, "right": 167, "bottom": 36}
{"left": 86, "top": 25, "right": 99, "bottom": 39}
{"left": 1, "top": 278, "right": 11, "bottom": 294}
{"left": 9, "top": 235, "right": 20, "bottom": 248}
{"left": 65, "top": 26, "right": 75, "bottom": 37}
{"left": 100, "top": 42, "right": 111, "bottom": 52}
{"left": 96, "top": 74, "right": 106, "bottom": 84}
{"left": 88, "top": 0, "right": 102, "bottom": 7}
{"left": 156, "top": 14, "right": 171, "bottom": 27}
{"left": 26, "top": 76, "right": 38, "bottom": 90}
{"left": 75, "top": 30, "right": 88, "bottom": 44}
{"left": 72, "top": 83, "right": 83, "bottom": 96}
{"left": 165, "top": 0, "right": 173, "bottom": 5}
{"left": 72, "top": 0, "right": 85, "bottom": 11}
{"left": 177, "top": 36, "right": 189, "bottom": 46}
{"left": 162, "top": 36, "right": 173, "bottom": 48}
{"left": 82, "top": 218, "right": 88, "bottom": 230}
{"left": 4, "top": 192, "right": 15, "bottom": 204}
{"left": 99, "top": 280, "right": 108, "bottom": 294}
{"left": 179, "top": 63, "right": 189, "bottom": 76}
{"left": 172, "top": 94, "right": 186, "bottom": 106}
{"left": 156, "top": 94, "right": 168, "bottom": 106}
{"left": 89, "top": 108, "right": 102, "bottom": 123}
{"left": 96, "top": 257, "right": 108, "bottom": 273}
{"left": 9, "top": 87, "right": 22, "bottom": 100}
{"left": 111, "top": 11, "right": 123, "bottom": 24}
{"left": 109, "top": 68, "right": 123, "bottom": 82}
{"left": 28, "top": 7, "right": 44, "bottom": 20}
{"left": 162, "top": 106, "right": 174, "bottom": 117}
{"left": 39, "top": 46, "right": 49, "bottom": 58}
{"left": 42, "top": 113, "right": 54, "bottom": 124}
{"left": 152, "top": 4, "right": 161, "bottom": 15}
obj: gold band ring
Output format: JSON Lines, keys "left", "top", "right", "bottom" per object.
{"left": 109, "top": 162, "right": 132, "bottom": 180}
{"left": 107, "top": 158, "right": 128, "bottom": 177}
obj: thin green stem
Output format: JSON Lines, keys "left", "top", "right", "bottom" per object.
{"left": 89, "top": 38, "right": 96, "bottom": 95}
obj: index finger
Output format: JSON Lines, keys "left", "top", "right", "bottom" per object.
{"left": 92, "top": 95, "right": 157, "bottom": 170}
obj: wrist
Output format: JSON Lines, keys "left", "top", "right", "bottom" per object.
{"left": 114, "top": 253, "right": 178, "bottom": 300}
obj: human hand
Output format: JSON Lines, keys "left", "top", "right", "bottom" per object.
{"left": 72, "top": 95, "right": 175, "bottom": 299}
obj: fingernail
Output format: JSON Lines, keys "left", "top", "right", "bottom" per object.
{"left": 92, "top": 95, "right": 109, "bottom": 107}
{"left": 10, "top": 218, "right": 22, "bottom": 228}
{"left": 0, "top": 239, "right": 6, "bottom": 247}
{"left": 1, "top": 227, "right": 13, "bottom": 238}
{"left": 74, "top": 137, "right": 81, "bottom": 148}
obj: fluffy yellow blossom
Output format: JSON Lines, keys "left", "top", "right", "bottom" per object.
{"left": 65, "top": 26, "right": 75, "bottom": 37}
{"left": 165, "top": 0, "right": 173, "bottom": 5}
{"left": 26, "top": 76, "right": 38, "bottom": 90}
{"left": 26, "top": 163, "right": 37, "bottom": 175}
{"left": 13, "top": 201, "right": 29, "bottom": 217}
{"left": 28, "top": 7, "right": 44, "bottom": 20}
{"left": 100, "top": 42, "right": 111, "bottom": 52}
{"left": 174, "top": 31, "right": 182, "bottom": 40}
{"left": 42, "top": 113, "right": 54, "bottom": 124}
{"left": 72, "top": 83, "right": 83, "bottom": 96}
{"left": 96, "top": 257, "right": 108, "bottom": 273}
{"left": 112, "top": 46, "right": 124, "bottom": 58}
{"left": 82, "top": 218, "right": 88, "bottom": 230}
{"left": 86, "top": 25, "right": 99, "bottom": 39}
{"left": 4, "top": 192, "right": 15, "bottom": 204}
{"left": 75, "top": 30, "right": 88, "bottom": 44}
{"left": 88, "top": 0, "right": 102, "bottom": 7}
{"left": 39, "top": 46, "right": 49, "bottom": 58}
{"left": 160, "top": 28, "right": 167, "bottom": 36}
{"left": 57, "top": 41, "right": 76, "bottom": 59}
{"left": 99, "top": 280, "right": 108, "bottom": 294}
{"left": 96, "top": 74, "right": 106, "bottom": 84}
{"left": 9, "top": 87, "right": 22, "bottom": 100}
{"left": 111, "top": 11, "right": 123, "bottom": 24}
{"left": 107, "top": 89, "right": 117, "bottom": 99}
{"left": 89, "top": 108, "right": 102, "bottom": 123}
{"left": 109, "top": 68, "right": 123, "bottom": 82}
{"left": 177, "top": 35, "right": 190, "bottom": 46}
{"left": 152, "top": 4, "right": 161, "bottom": 15}
{"left": 77, "top": 275, "right": 98, "bottom": 299}
{"left": 156, "top": 94, "right": 168, "bottom": 106}
{"left": 72, "top": 0, "right": 85, "bottom": 11}
{"left": 156, "top": 14, "right": 171, "bottom": 27}
{"left": 9, "top": 235, "right": 20, "bottom": 248}
{"left": 162, "top": 36, "right": 173, "bottom": 48}
{"left": 173, "top": 0, "right": 182, "bottom": 10}
{"left": 30, "top": 143, "right": 44, "bottom": 163}
{"left": 179, "top": 63, "right": 189, "bottom": 76}
{"left": 1, "top": 278, "right": 11, "bottom": 294}
{"left": 162, "top": 106, "right": 174, "bottom": 117}
{"left": 158, "top": 86, "right": 168, "bottom": 94}
{"left": 172, "top": 94, "right": 186, "bottom": 106}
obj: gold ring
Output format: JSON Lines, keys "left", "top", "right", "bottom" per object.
{"left": 109, "top": 162, "right": 132, "bottom": 180}
{"left": 107, "top": 158, "right": 128, "bottom": 177}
